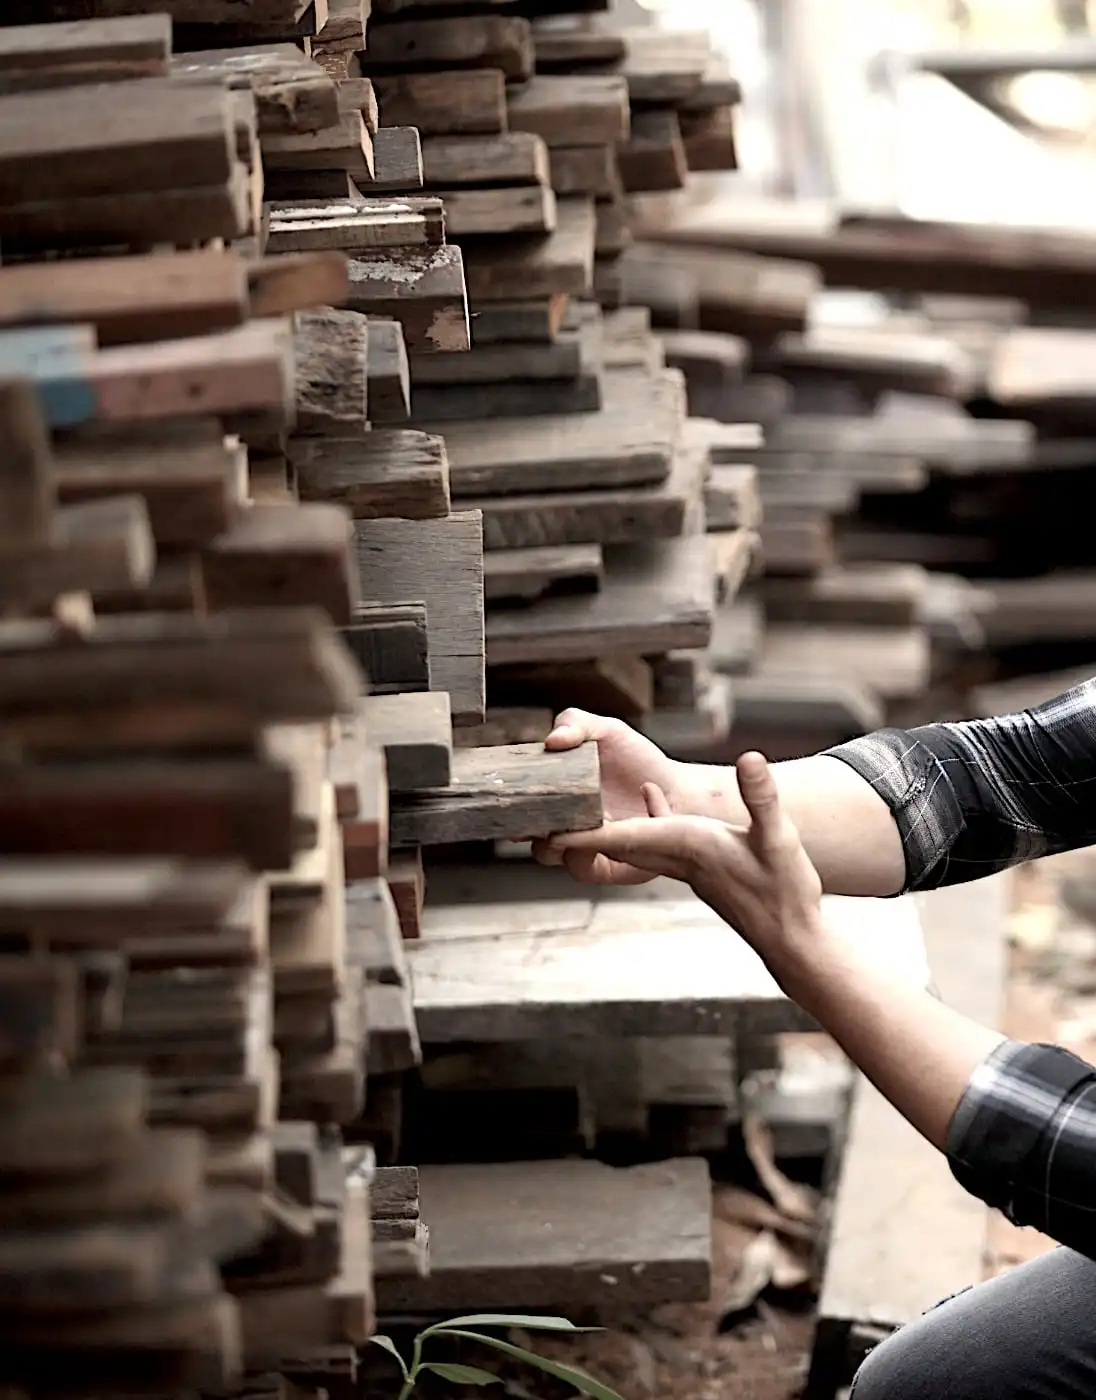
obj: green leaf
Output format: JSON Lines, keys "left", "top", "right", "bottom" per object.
{"left": 370, "top": 1335, "right": 410, "bottom": 1379}
{"left": 422, "top": 1364, "right": 503, "bottom": 1387}
{"left": 437, "top": 1329, "right": 626, "bottom": 1400}
{"left": 423, "top": 1315, "right": 594, "bottom": 1337}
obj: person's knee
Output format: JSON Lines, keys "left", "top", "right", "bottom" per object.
{"left": 850, "top": 1326, "right": 930, "bottom": 1400}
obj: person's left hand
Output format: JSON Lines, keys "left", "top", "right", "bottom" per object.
{"left": 546, "top": 751, "right": 825, "bottom": 974}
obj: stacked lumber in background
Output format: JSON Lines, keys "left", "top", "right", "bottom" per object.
{"left": 622, "top": 190, "right": 1096, "bottom": 751}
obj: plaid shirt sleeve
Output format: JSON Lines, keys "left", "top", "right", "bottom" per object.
{"left": 823, "top": 676, "right": 1096, "bottom": 893}
{"left": 946, "top": 1040, "right": 1096, "bottom": 1255}
{"left": 823, "top": 680, "right": 1096, "bottom": 1251}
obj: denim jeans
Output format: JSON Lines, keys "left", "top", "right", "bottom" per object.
{"left": 851, "top": 1248, "right": 1096, "bottom": 1399}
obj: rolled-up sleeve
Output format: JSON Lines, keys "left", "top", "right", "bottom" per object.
{"left": 946, "top": 1040, "right": 1096, "bottom": 1259}
{"left": 823, "top": 678, "right": 1096, "bottom": 892}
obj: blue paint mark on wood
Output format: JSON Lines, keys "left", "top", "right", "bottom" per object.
{"left": 0, "top": 323, "right": 97, "bottom": 428}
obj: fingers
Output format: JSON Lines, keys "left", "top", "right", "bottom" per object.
{"left": 736, "top": 751, "right": 793, "bottom": 858}
{"left": 543, "top": 708, "right": 621, "bottom": 751}
{"left": 642, "top": 782, "right": 674, "bottom": 818}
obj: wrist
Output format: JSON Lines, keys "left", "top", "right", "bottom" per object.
{"left": 763, "top": 914, "right": 844, "bottom": 1005}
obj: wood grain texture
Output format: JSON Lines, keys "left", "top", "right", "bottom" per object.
{"left": 486, "top": 536, "right": 715, "bottom": 665}
{"left": 345, "top": 245, "right": 469, "bottom": 354}
{"left": 354, "top": 511, "right": 484, "bottom": 723}
{"left": 389, "top": 741, "right": 600, "bottom": 847}
{"left": 460, "top": 197, "right": 595, "bottom": 302}
{"left": 292, "top": 430, "right": 449, "bottom": 520}
{"left": 376, "top": 1158, "right": 711, "bottom": 1312}
{"left": 372, "top": 70, "right": 506, "bottom": 136}
{"left": 360, "top": 691, "right": 453, "bottom": 792}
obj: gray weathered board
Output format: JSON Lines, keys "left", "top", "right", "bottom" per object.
{"left": 375, "top": 1157, "right": 712, "bottom": 1313}
{"left": 410, "top": 866, "right": 928, "bottom": 1041}
{"left": 806, "top": 874, "right": 1009, "bottom": 1399}
{"left": 354, "top": 511, "right": 484, "bottom": 723}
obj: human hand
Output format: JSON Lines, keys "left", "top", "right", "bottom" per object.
{"left": 532, "top": 708, "right": 684, "bottom": 885}
{"left": 547, "top": 752, "right": 825, "bottom": 974}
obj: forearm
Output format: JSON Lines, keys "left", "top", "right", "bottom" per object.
{"left": 773, "top": 921, "right": 1004, "bottom": 1152}
{"left": 674, "top": 755, "right": 908, "bottom": 898}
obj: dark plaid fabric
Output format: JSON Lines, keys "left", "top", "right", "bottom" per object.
{"left": 826, "top": 680, "right": 1096, "bottom": 1254}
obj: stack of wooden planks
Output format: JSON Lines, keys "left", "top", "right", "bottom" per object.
{"left": 620, "top": 188, "right": 1096, "bottom": 747}
{"left": 348, "top": 1, "right": 754, "bottom": 757}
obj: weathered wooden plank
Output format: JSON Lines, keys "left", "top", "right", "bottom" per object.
{"left": 170, "top": 44, "right": 338, "bottom": 135}
{"left": 422, "top": 132, "right": 548, "bottom": 187}
{"left": 376, "top": 1159, "right": 711, "bottom": 1311}
{"left": 292, "top": 430, "right": 449, "bottom": 520}
{"left": 408, "top": 362, "right": 597, "bottom": 422}
{"left": 0, "top": 15, "right": 170, "bottom": 93}
{"left": 361, "top": 16, "right": 533, "bottom": 81}
{"left": 618, "top": 108, "right": 687, "bottom": 194}
{"left": 470, "top": 296, "right": 569, "bottom": 344}
{"left": 263, "top": 111, "right": 374, "bottom": 182}
{"left": 361, "top": 691, "right": 452, "bottom": 792}
{"left": 414, "top": 868, "right": 928, "bottom": 1040}
{"left": 506, "top": 74, "right": 629, "bottom": 147}
{"left": 461, "top": 197, "right": 595, "bottom": 302}
{"left": 436, "top": 367, "right": 685, "bottom": 495}
{"left": 484, "top": 543, "right": 603, "bottom": 602}
{"left": 355, "top": 512, "right": 484, "bottom": 723}
{"left": 0, "top": 248, "right": 248, "bottom": 346}
{"left": 369, "top": 125, "right": 424, "bottom": 191}
{"left": 389, "top": 741, "right": 600, "bottom": 847}
{"left": 266, "top": 198, "right": 445, "bottom": 253}
{"left": 340, "top": 601, "right": 430, "bottom": 695}
{"left": 345, "top": 245, "right": 469, "bottom": 353}
{"left": 0, "top": 381, "right": 53, "bottom": 550}
{"left": 293, "top": 305, "right": 368, "bottom": 435}
{"left": 372, "top": 70, "right": 507, "bottom": 136}
{"left": 486, "top": 536, "right": 715, "bottom": 665}
{"left": 409, "top": 331, "right": 582, "bottom": 384}
{"left": 549, "top": 143, "right": 620, "bottom": 198}
{"left": 469, "top": 430, "right": 703, "bottom": 549}
{"left": 366, "top": 320, "right": 412, "bottom": 424}
{"left": 433, "top": 185, "right": 557, "bottom": 238}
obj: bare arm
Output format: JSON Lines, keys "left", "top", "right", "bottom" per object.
{"left": 674, "top": 754, "right": 907, "bottom": 898}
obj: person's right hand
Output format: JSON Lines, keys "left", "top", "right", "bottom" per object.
{"left": 532, "top": 708, "right": 684, "bottom": 885}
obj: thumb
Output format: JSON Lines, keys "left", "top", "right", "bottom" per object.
{"left": 736, "top": 751, "right": 786, "bottom": 855}
{"left": 544, "top": 708, "right": 620, "bottom": 751}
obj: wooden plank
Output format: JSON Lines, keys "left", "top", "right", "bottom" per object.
{"left": 372, "top": 69, "right": 506, "bottom": 135}
{"left": 469, "top": 431, "right": 703, "bottom": 549}
{"left": 246, "top": 251, "right": 349, "bottom": 319}
{"left": 0, "top": 495, "right": 154, "bottom": 611}
{"left": 201, "top": 501, "right": 360, "bottom": 625}
{"left": 54, "top": 420, "right": 245, "bottom": 548}
{"left": 807, "top": 876, "right": 1008, "bottom": 1398}
{"left": 368, "top": 127, "right": 425, "bottom": 195}
{"left": 292, "top": 430, "right": 450, "bottom": 520}
{"left": 266, "top": 198, "right": 445, "bottom": 253}
{"left": 618, "top": 108, "right": 687, "bottom": 194}
{"left": 0, "top": 15, "right": 169, "bottom": 93}
{"left": 549, "top": 144, "right": 620, "bottom": 198}
{"left": 170, "top": 44, "right": 339, "bottom": 135}
{"left": 293, "top": 306, "right": 369, "bottom": 435}
{"left": 337, "top": 76, "right": 379, "bottom": 131}
{"left": 436, "top": 367, "right": 685, "bottom": 495}
{"left": 0, "top": 381, "right": 53, "bottom": 549}
{"left": 345, "top": 245, "right": 469, "bottom": 353}
{"left": 435, "top": 185, "right": 556, "bottom": 238}
{"left": 470, "top": 296, "right": 569, "bottom": 344}
{"left": 408, "top": 361, "right": 597, "bottom": 422}
{"left": 415, "top": 870, "right": 928, "bottom": 1041}
{"left": 366, "top": 320, "right": 412, "bottom": 424}
{"left": 409, "top": 331, "right": 582, "bottom": 384}
{"left": 460, "top": 196, "right": 595, "bottom": 302}
{"left": 361, "top": 16, "right": 533, "bottom": 81}
{"left": 486, "top": 536, "right": 714, "bottom": 665}
{"left": 507, "top": 74, "right": 629, "bottom": 147}
{"left": 0, "top": 248, "right": 247, "bottom": 346}
{"left": 0, "top": 76, "right": 235, "bottom": 205}
{"left": 340, "top": 601, "right": 430, "bottom": 695}
{"left": 615, "top": 27, "right": 711, "bottom": 104}
{"left": 389, "top": 741, "right": 600, "bottom": 847}
{"left": 354, "top": 512, "right": 484, "bottom": 723}
{"left": 263, "top": 111, "right": 374, "bottom": 182}
{"left": 533, "top": 22, "right": 625, "bottom": 69}
{"left": 360, "top": 691, "right": 453, "bottom": 792}
{"left": 422, "top": 132, "right": 548, "bottom": 187}
{"left": 484, "top": 543, "right": 602, "bottom": 601}
{"left": 376, "top": 1159, "right": 711, "bottom": 1312}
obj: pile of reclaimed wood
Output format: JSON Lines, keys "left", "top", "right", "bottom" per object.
{"left": 350, "top": 3, "right": 757, "bottom": 759}
{"left": 629, "top": 192, "right": 1096, "bottom": 736}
